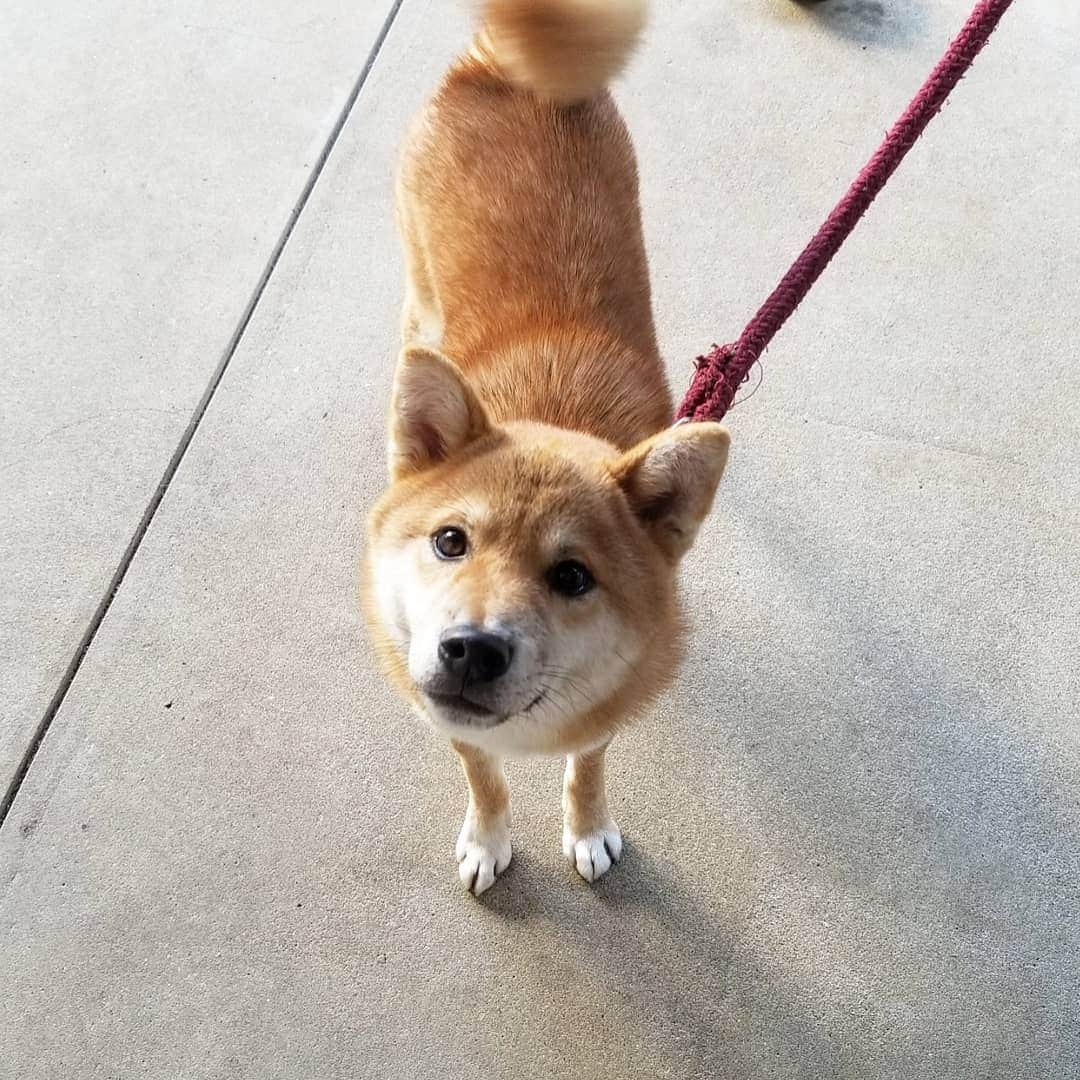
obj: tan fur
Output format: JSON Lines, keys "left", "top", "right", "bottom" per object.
{"left": 363, "top": 0, "right": 730, "bottom": 893}
{"left": 562, "top": 743, "right": 612, "bottom": 837}
{"left": 452, "top": 741, "right": 513, "bottom": 892}
{"left": 477, "top": 0, "right": 647, "bottom": 104}
{"left": 453, "top": 741, "right": 510, "bottom": 821}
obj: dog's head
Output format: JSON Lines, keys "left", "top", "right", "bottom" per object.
{"left": 364, "top": 347, "right": 729, "bottom": 753}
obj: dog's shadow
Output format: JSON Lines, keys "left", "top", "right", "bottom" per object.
{"left": 467, "top": 550, "right": 1078, "bottom": 1077}
{"left": 476, "top": 839, "right": 845, "bottom": 1076}
{"left": 790, "top": 0, "right": 928, "bottom": 49}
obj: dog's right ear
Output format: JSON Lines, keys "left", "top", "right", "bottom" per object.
{"left": 388, "top": 347, "right": 492, "bottom": 480}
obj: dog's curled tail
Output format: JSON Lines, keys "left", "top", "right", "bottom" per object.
{"left": 478, "top": 0, "right": 647, "bottom": 104}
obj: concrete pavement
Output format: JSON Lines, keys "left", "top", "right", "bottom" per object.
{"left": 0, "top": 0, "right": 400, "bottom": 788}
{"left": 2, "top": 1, "right": 1078, "bottom": 1077}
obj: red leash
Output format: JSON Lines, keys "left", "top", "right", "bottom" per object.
{"left": 677, "top": 0, "right": 1016, "bottom": 424}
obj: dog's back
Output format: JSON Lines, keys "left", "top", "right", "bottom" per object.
{"left": 396, "top": 0, "right": 671, "bottom": 448}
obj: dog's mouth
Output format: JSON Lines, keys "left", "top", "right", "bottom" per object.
{"left": 423, "top": 689, "right": 547, "bottom": 726}
{"left": 425, "top": 690, "right": 496, "bottom": 720}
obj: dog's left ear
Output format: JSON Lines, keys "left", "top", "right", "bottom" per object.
{"left": 388, "top": 347, "right": 492, "bottom": 480}
{"left": 611, "top": 423, "right": 730, "bottom": 562}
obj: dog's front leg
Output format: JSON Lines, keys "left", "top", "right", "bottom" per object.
{"left": 452, "top": 740, "right": 512, "bottom": 895}
{"left": 562, "top": 743, "right": 623, "bottom": 882}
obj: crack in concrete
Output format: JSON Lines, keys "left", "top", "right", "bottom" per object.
{"left": 0, "top": 0, "right": 408, "bottom": 829}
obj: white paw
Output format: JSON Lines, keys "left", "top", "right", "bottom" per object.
{"left": 562, "top": 822, "right": 622, "bottom": 882}
{"left": 455, "top": 814, "right": 512, "bottom": 896}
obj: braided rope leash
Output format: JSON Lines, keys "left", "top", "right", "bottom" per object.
{"left": 677, "top": 0, "right": 1016, "bottom": 424}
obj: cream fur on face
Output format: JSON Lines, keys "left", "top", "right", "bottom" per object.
{"left": 369, "top": 518, "right": 644, "bottom": 757}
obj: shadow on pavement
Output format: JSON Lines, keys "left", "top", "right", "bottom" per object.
{"left": 792, "top": 0, "right": 929, "bottom": 49}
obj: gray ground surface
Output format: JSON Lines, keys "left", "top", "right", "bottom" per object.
{"left": 0, "top": 0, "right": 398, "bottom": 784}
{"left": 2, "top": 1, "right": 1078, "bottom": 1077}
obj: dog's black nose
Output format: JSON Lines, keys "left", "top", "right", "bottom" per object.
{"left": 438, "top": 627, "right": 514, "bottom": 684}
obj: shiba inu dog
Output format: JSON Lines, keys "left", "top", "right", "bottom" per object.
{"left": 364, "top": 0, "right": 730, "bottom": 895}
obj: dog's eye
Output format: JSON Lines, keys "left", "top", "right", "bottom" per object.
{"left": 547, "top": 559, "right": 595, "bottom": 597}
{"left": 432, "top": 526, "right": 468, "bottom": 560}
